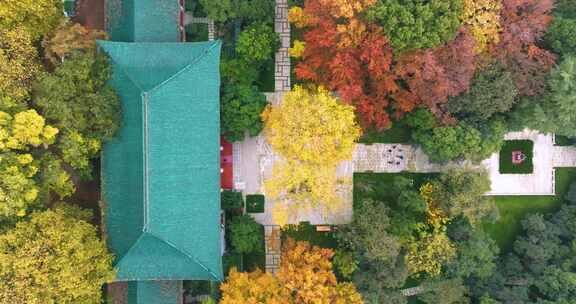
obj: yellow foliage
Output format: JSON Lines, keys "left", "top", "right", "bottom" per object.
{"left": 220, "top": 239, "right": 364, "bottom": 304}
{"left": 0, "top": 0, "right": 63, "bottom": 40}
{"left": 0, "top": 153, "right": 40, "bottom": 218}
{"left": 262, "top": 85, "right": 361, "bottom": 165}
{"left": 289, "top": 40, "right": 306, "bottom": 58}
{"left": 0, "top": 110, "right": 59, "bottom": 151}
{"left": 460, "top": 0, "right": 502, "bottom": 53}
{"left": 288, "top": 6, "right": 309, "bottom": 28}
{"left": 42, "top": 20, "right": 108, "bottom": 65}
{"left": 0, "top": 205, "right": 115, "bottom": 303}
{"left": 337, "top": 19, "right": 367, "bottom": 48}
{"left": 405, "top": 229, "right": 456, "bottom": 277}
{"left": 0, "top": 28, "right": 42, "bottom": 113}
{"left": 419, "top": 182, "right": 448, "bottom": 227}
{"left": 320, "top": 0, "right": 377, "bottom": 18}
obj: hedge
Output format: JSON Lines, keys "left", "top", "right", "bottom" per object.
{"left": 246, "top": 194, "right": 265, "bottom": 213}
{"left": 221, "top": 190, "right": 244, "bottom": 209}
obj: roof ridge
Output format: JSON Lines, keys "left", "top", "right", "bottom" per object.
{"left": 114, "top": 232, "right": 146, "bottom": 269}
{"left": 148, "top": 40, "right": 221, "bottom": 94}
{"left": 98, "top": 42, "right": 145, "bottom": 93}
{"left": 146, "top": 232, "right": 222, "bottom": 281}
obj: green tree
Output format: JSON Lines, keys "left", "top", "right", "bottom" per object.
{"left": 236, "top": 23, "right": 279, "bottom": 64}
{"left": 221, "top": 83, "right": 268, "bottom": 142}
{"left": 448, "top": 64, "right": 519, "bottom": 121}
{"left": 228, "top": 215, "right": 263, "bottom": 254}
{"left": 0, "top": 0, "right": 63, "bottom": 40}
{"left": 0, "top": 204, "right": 115, "bottom": 303}
{"left": 337, "top": 199, "right": 400, "bottom": 265}
{"left": 199, "top": 0, "right": 274, "bottom": 23}
{"left": 430, "top": 168, "right": 498, "bottom": 224}
{"left": 366, "top": 0, "right": 463, "bottom": 52}
{"left": 333, "top": 249, "right": 359, "bottom": 280}
{"left": 417, "top": 279, "right": 468, "bottom": 304}
{"left": 33, "top": 52, "right": 120, "bottom": 177}
{"left": 408, "top": 109, "right": 506, "bottom": 163}
{"left": 522, "top": 56, "right": 576, "bottom": 137}
{"left": 545, "top": 17, "right": 576, "bottom": 58}
{"left": 0, "top": 153, "right": 40, "bottom": 219}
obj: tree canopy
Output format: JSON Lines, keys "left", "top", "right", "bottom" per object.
{"left": 365, "top": 0, "right": 463, "bottom": 52}
{"left": 0, "top": 0, "right": 63, "bottom": 40}
{"left": 0, "top": 205, "right": 115, "bottom": 303}
{"left": 42, "top": 20, "right": 107, "bottom": 65}
{"left": 220, "top": 83, "right": 268, "bottom": 142}
{"left": 220, "top": 239, "right": 363, "bottom": 304}
{"left": 228, "top": 215, "right": 263, "bottom": 254}
{"left": 236, "top": 23, "right": 279, "bottom": 64}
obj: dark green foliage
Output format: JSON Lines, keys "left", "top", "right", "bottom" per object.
{"left": 365, "top": 0, "right": 462, "bottom": 52}
{"left": 431, "top": 168, "right": 498, "bottom": 224}
{"left": 236, "top": 23, "right": 279, "bottom": 64}
{"left": 199, "top": 0, "right": 274, "bottom": 24}
{"left": 245, "top": 194, "right": 265, "bottom": 213}
{"left": 185, "top": 23, "right": 208, "bottom": 42}
{"left": 527, "top": 56, "right": 576, "bottom": 137}
{"left": 487, "top": 202, "right": 576, "bottom": 303}
{"left": 499, "top": 140, "right": 533, "bottom": 174}
{"left": 281, "top": 221, "right": 338, "bottom": 249}
{"left": 221, "top": 83, "right": 267, "bottom": 142}
{"left": 545, "top": 17, "right": 576, "bottom": 57}
{"left": 417, "top": 279, "right": 468, "bottom": 304}
{"left": 221, "top": 190, "right": 244, "bottom": 209}
{"left": 227, "top": 215, "right": 263, "bottom": 254}
{"left": 555, "top": 135, "right": 575, "bottom": 146}
{"left": 554, "top": 0, "right": 576, "bottom": 19}
{"left": 359, "top": 121, "right": 412, "bottom": 144}
{"left": 408, "top": 109, "right": 507, "bottom": 163}
{"left": 33, "top": 52, "right": 120, "bottom": 178}
{"left": 448, "top": 64, "right": 519, "bottom": 122}
{"left": 222, "top": 252, "right": 243, "bottom": 274}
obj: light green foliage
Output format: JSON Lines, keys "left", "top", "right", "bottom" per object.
{"left": 236, "top": 23, "right": 279, "bottom": 64}
{"left": 199, "top": 0, "right": 274, "bottom": 23}
{"left": 405, "top": 228, "right": 456, "bottom": 277}
{"left": 333, "top": 249, "right": 358, "bottom": 279}
{"left": 448, "top": 64, "right": 518, "bottom": 121}
{"left": 0, "top": 110, "right": 59, "bottom": 152}
{"left": 524, "top": 56, "right": 576, "bottom": 137}
{"left": 0, "top": 153, "right": 39, "bottom": 219}
{"left": 228, "top": 215, "right": 263, "bottom": 254}
{"left": 221, "top": 83, "right": 268, "bottom": 142}
{"left": 59, "top": 131, "right": 101, "bottom": 178}
{"left": 0, "top": 204, "right": 115, "bottom": 303}
{"left": 33, "top": 52, "right": 120, "bottom": 177}
{"left": 408, "top": 109, "right": 506, "bottom": 163}
{"left": 431, "top": 168, "right": 498, "bottom": 224}
{"left": 0, "top": 0, "right": 63, "bottom": 40}
{"left": 366, "top": 0, "right": 463, "bottom": 52}
{"left": 37, "top": 152, "right": 75, "bottom": 201}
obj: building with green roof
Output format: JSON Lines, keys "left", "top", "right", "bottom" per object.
{"left": 100, "top": 1, "right": 222, "bottom": 303}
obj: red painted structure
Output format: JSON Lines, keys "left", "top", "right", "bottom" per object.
{"left": 220, "top": 137, "right": 234, "bottom": 190}
{"left": 179, "top": 0, "right": 185, "bottom": 41}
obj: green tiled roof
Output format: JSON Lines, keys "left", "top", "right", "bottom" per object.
{"left": 127, "top": 281, "right": 182, "bottom": 304}
{"left": 106, "top": 0, "right": 180, "bottom": 42}
{"left": 99, "top": 40, "right": 223, "bottom": 282}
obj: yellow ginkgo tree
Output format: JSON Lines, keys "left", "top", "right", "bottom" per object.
{"left": 460, "top": 0, "right": 503, "bottom": 53}
{"left": 262, "top": 85, "right": 361, "bottom": 224}
{"left": 0, "top": 109, "right": 59, "bottom": 152}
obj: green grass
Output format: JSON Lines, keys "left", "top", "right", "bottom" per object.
{"left": 359, "top": 121, "right": 412, "bottom": 144}
{"left": 353, "top": 172, "right": 437, "bottom": 206}
{"left": 484, "top": 168, "right": 576, "bottom": 252}
{"left": 555, "top": 135, "right": 574, "bottom": 146}
{"left": 281, "top": 221, "right": 338, "bottom": 249}
{"left": 499, "top": 140, "right": 534, "bottom": 174}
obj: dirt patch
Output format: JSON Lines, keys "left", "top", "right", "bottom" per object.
{"left": 73, "top": 0, "right": 105, "bottom": 31}
{"left": 69, "top": 160, "right": 102, "bottom": 229}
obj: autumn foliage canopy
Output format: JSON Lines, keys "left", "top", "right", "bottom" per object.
{"left": 292, "top": 0, "right": 556, "bottom": 130}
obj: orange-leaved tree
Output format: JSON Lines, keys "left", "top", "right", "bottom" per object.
{"left": 220, "top": 239, "right": 364, "bottom": 304}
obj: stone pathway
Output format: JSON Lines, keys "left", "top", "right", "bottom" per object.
{"left": 264, "top": 225, "right": 282, "bottom": 273}
{"left": 274, "top": 0, "right": 291, "bottom": 92}
{"left": 553, "top": 146, "right": 576, "bottom": 167}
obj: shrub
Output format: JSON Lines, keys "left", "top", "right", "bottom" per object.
{"left": 499, "top": 140, "right": 534, "bottom": 174}
{"left": 221, "top": 190, "right": 244, "bottom": 210}
{"left": 333, "top": 249, "right": 358, "bottom": 280}
{"left": 236, "top": 23, "right": 279, "bottom": 64}
{"left": 228, "top": 215, "right": 263, "bottom": 254}
{"left": 246, "top": 194, "right": 265, "bottom": 213}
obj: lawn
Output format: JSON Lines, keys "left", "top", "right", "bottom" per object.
{"left": 359, "top": 121, "right": 412, "bottom": 144}
{"left": 281, "top": 221, "right": 338, "bottom": 249}
{"left": 499, "top": 140, "right": 534, "bottom": 174}
{"left": 484, "top": 168, "right": 576, "bottom": 252}
{"left": 555, "top": 135, "right": 574, "bottom": 146}
{"left": 353, "top": 172, "right": 437, "bottom": 206}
